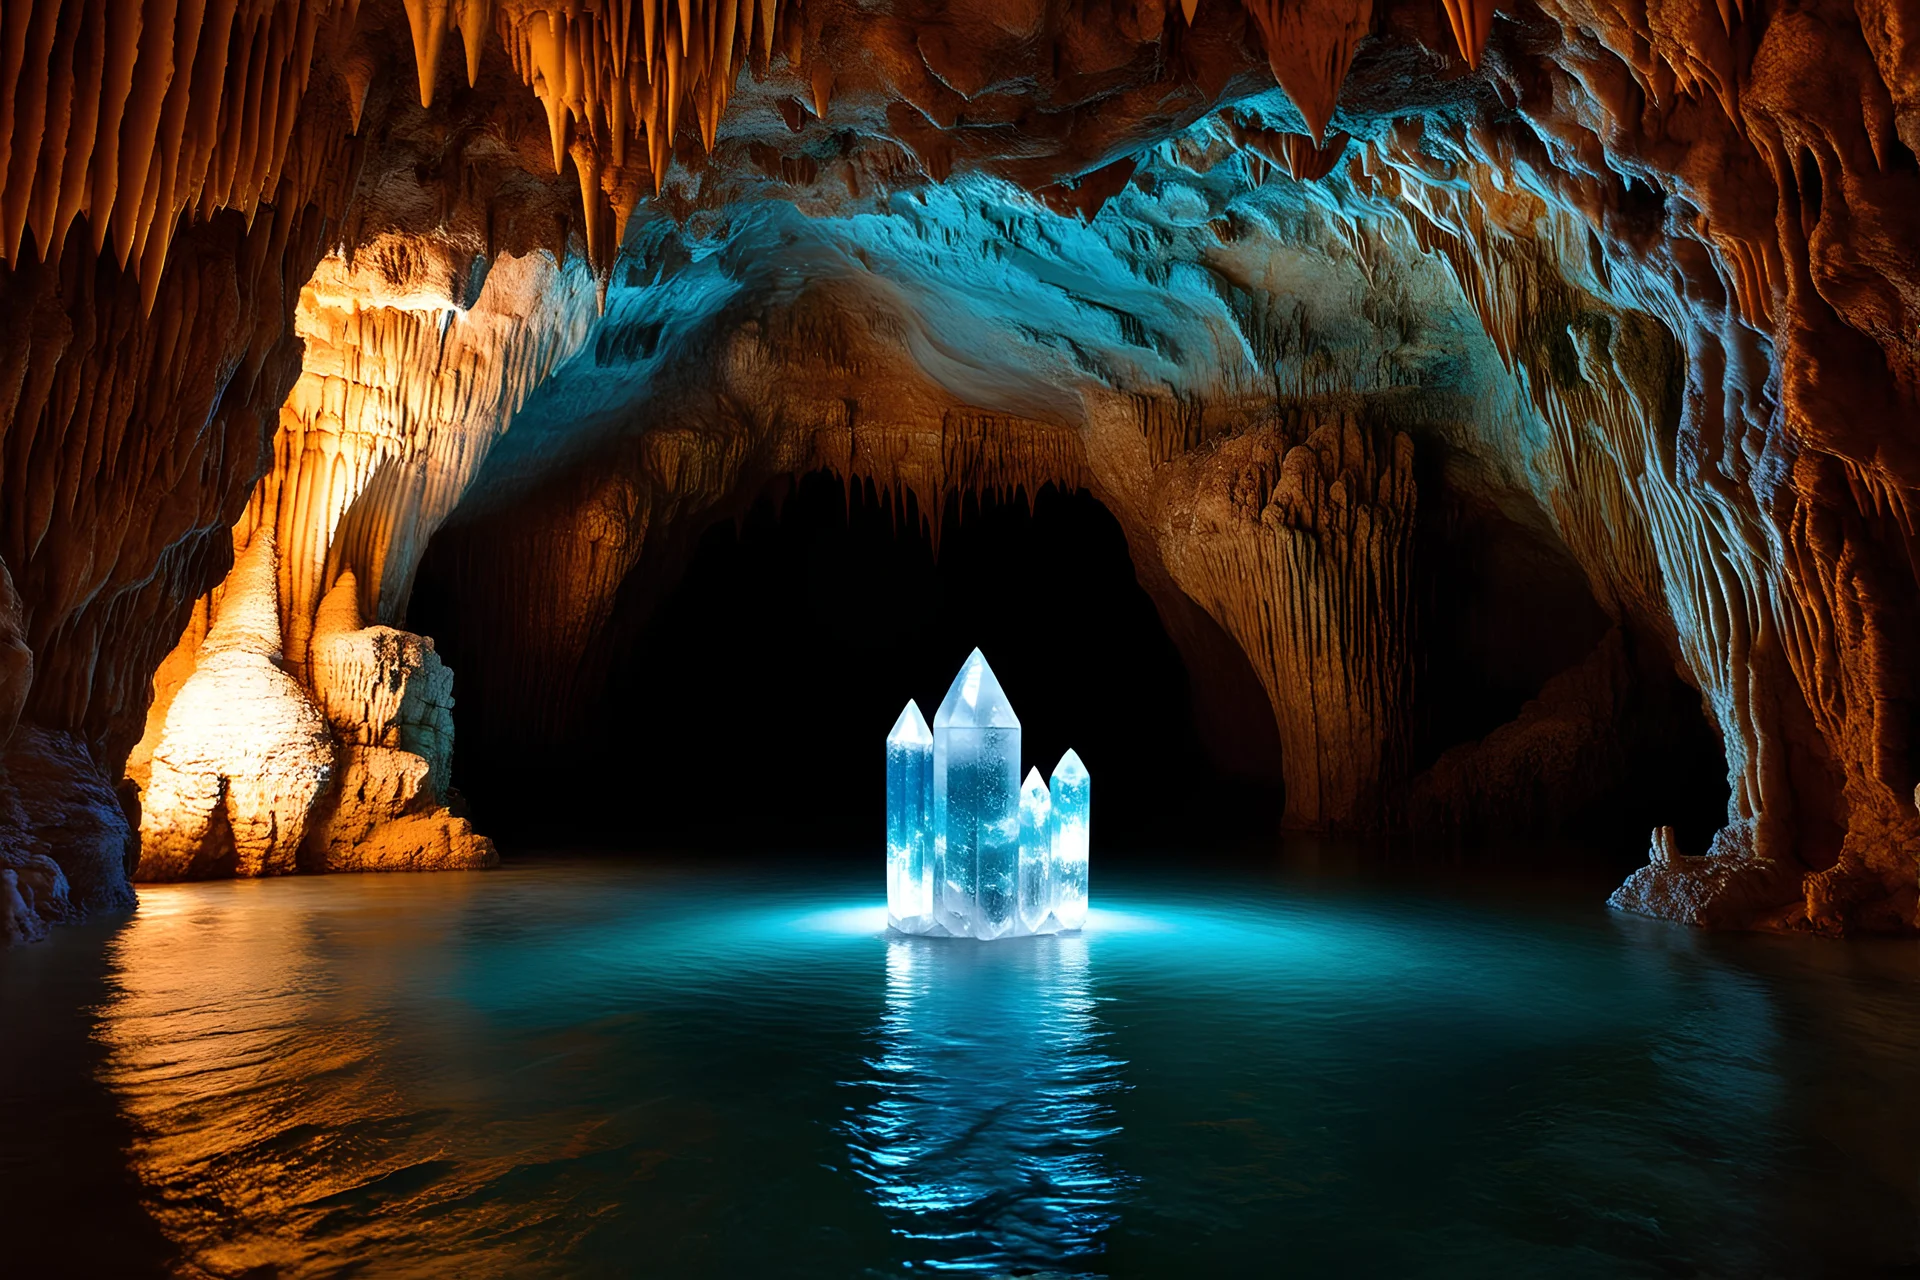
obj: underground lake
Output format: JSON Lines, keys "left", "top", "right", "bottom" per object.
{"left": 8, "top": 0, "right": 1920, "bottom": 1273}
{"left": 7, "top": 855, "right": 1920, "bottom": 1277}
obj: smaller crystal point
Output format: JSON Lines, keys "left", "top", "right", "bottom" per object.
{"left": 886, "top": 699, "right": 935, "bottom": 933}
{"left": 1018, "top": 766, "right": 1053, "bottom": 935}
{"left": 1049, "top": 749, "right": 1090, "bottom": 932}
{"left": 888, "top": 700, "right": 933, "bottom": 747}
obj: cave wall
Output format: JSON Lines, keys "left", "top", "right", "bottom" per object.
{"left": 0, "top": 0, "right": 1914, "bottom": 937}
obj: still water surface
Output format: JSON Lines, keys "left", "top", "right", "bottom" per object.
{"left": 5, "top": 857, "right": 1920, "bottom": 1277}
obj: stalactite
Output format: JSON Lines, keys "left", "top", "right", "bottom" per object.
{"left": 0, "top": 0, "right": 808, "bottom": 292}
{"left": 1229, "top": 119, "right": 1352, "bottom": 182}
{"left": 1236, "top": 0, "right": 1371, "bottom": 143}
{"left": 0, "top": 0, "right": 357, "bottom": 305}
{"left": 480, "top": 0, "right": 808, "bottom": 271}
{"left": 1438, "top": 0, "right": 1496, "bottom": 69}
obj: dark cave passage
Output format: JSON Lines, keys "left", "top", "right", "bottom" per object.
{"left": 409, "top": 460, "right": 1734, "bottom": 865}
{"left": 420, "top": 472, "right": 1279, "bottom": 852}
{"left": 1402, "top": 462, "right": 1734, "bottom": 859}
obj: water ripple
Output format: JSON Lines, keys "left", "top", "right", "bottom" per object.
{"left": 3, "top": 859, "right": 1915, "bottom": 1276}
{"left": 841, "top": 935, "right": 1131, "bottom": 1276}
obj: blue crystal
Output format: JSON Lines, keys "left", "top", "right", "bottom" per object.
{"left": 886, "top": 700, "right": 934, "bottom": 933}
{"left": 1018, "top": 767, "right": 1053, "bottom": 934}
{"left": 1049, "top": 749, "right": 1090, "bottom": 932}
{"left": 933, "top": 649, "right": 1021, "bottom": 939}
{"left": 889, "top": 651, "right": 1088, "bottom": 940}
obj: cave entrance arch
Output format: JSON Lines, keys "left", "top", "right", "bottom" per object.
{"left": 420, "top": 470, "right": 1282, "bottom": 852}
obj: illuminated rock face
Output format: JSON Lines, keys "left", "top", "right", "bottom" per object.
{"left": 0, "top": 0, "right": 1916, "bottom": 939}
{"left": 124, "top": 238, "right": 585, "bottom": 881}
{"left": 133, "top": 552, "right": 495, "bottom": 879}
{"left": 137, "top": 530, "right": 334, "bottom": 880}
{"left": 301, "top": 575, "right": 496, "bottom": 873}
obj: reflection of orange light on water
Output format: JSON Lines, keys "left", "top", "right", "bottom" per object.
{"left": 103, "top": 877, "right": 602, "bottom": 1276}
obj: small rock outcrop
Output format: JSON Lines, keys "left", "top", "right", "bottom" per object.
{"left": 0, "top": 726, "right": 135, "bottom": 943}
{"left": 1609, "top": 824, "right": 1807, "bottom": 932}
{"left": 302, "top": 575, "right": 494, "bottom": 872}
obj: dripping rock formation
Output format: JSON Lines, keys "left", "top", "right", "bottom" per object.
{"left": 0, "top": 0, "right": 1916, "bottom": 938}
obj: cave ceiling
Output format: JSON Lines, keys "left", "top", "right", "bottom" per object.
{"left": 1, "top": 0, "right": 1918, "bottom": 940}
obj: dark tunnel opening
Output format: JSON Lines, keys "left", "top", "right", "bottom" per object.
{"left": 409, "top": 464, "right": 1731, "bottom": 871}
{"left": 1400, "top": 451, "right": 1733, "bottom": 862}
{"left": 416, "top": 471, "right": 1282, "bottom": 853}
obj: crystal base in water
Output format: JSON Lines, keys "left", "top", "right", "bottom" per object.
{"left": 904, "top": 649, "right": 1088, "bottom": 939}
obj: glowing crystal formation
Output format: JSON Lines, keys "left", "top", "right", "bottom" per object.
{"left": 1019, "top": 767, "right": 1053, "bottom": 934}
{"left": 1050, "top": 750, "right": 1091, "bottom": 932}
{"left": 887, "top": 650, "right": 1090, "bottom": 939}
{"left": 934, "top": 649, "right": 1023, "bottom": 940}
{"left": 886, "top": 701, "right": 935, "bottom": 933}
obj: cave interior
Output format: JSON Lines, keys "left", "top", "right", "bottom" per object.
{"left": 0, "top": 0, "right": 1916, "bottom": 941}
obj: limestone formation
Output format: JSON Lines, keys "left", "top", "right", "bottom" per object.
{"left": 126, "top": 237, "right": 583, "bottom": 884}
{"left": 0, "top": 725, "right": 133, "bottom": 942}
{"left": 304, "top": 745, "right": 495, "bottom": 872}
{"left": 302, "top": 575, "right": 495, "bottom": 871}
{"left": 0, "top": 0, "right": 1914, "bottom": 938}
{"left": 137, "top": 530, "right": 334, "bottom": 880}
{"left": 1157, "top": 411, "right": 1417, "bottom": 828}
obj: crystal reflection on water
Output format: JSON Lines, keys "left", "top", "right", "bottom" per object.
{"left": 846, "top": 933, "right": 1129, "bottom": 1275}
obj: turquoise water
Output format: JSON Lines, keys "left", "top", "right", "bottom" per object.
{"left": 5, "top": 857, "right": 1920, "bottom": 1277}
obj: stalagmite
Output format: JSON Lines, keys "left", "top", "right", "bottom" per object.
{"left": 1439, "top": 0, "right": 1497, "bottom": 69}
{"left": 302, "top": 573, "right": 496, "bottom": 871}
{"left": 138, "top": 530, "right": 334, "bottom": 880}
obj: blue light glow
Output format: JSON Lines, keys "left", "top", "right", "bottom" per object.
{"left": 891, "top": 650, "right": 1090, "bottom": 939}
{"left": 885, "top": 700, "right": 934, "bottom": 932}
{"left": 844, "top": 931, "right": 1127, "bottom": 1274}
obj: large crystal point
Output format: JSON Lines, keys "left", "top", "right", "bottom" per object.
{"left": 1018, "top": 767, "right": 1053, "bottom": 935}
{"left": 933, "top": 649, "right": 1022, "bottom": 939}
{"left": 886, "top": 700, "right": 935, "bottom": 933}
{"left": 1049, "top": 749, "right": 1090, "bottom": 931}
